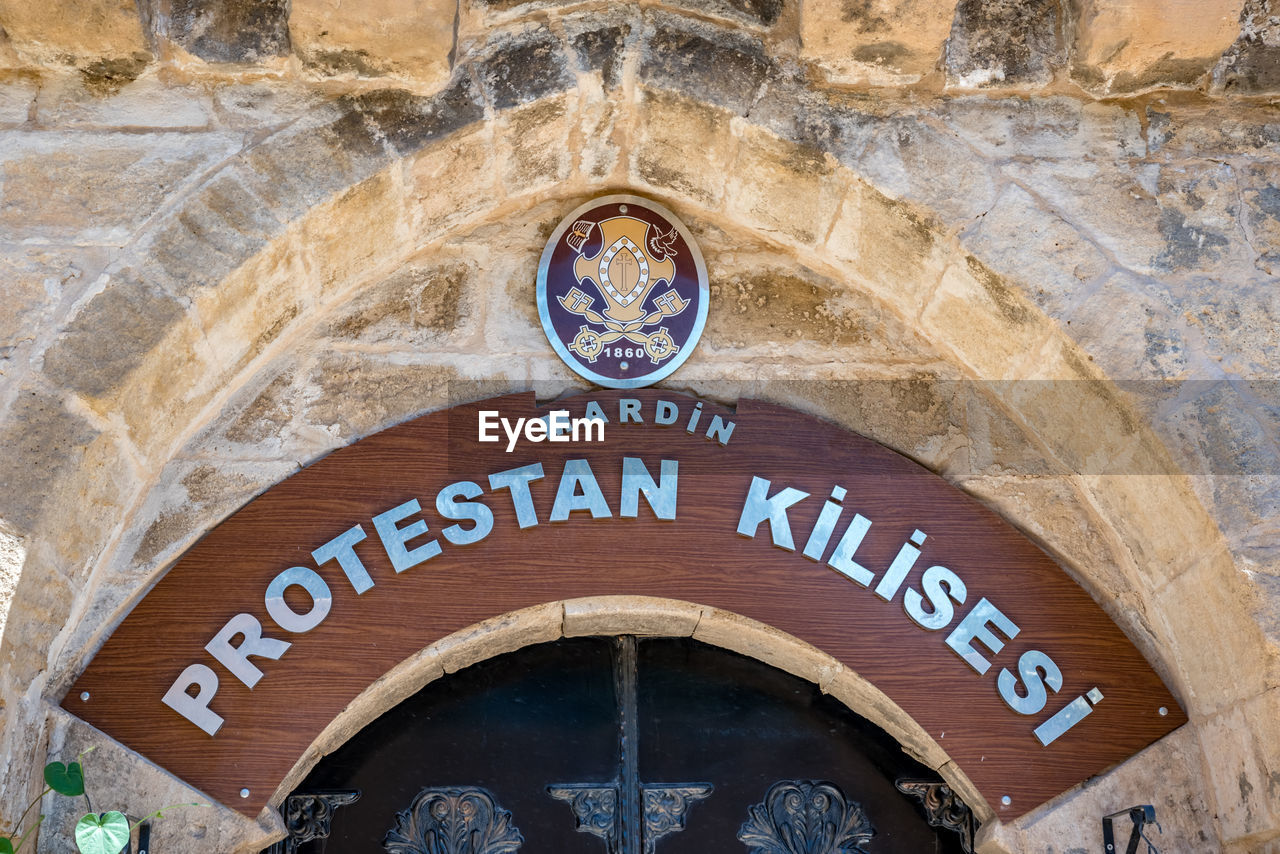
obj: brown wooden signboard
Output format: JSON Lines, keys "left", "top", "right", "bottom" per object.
{"left": 65, "top": 391, "right": 1186, "bottom": 820}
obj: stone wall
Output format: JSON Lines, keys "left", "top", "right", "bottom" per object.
{"left": 0, "top": 1, "right": 1278, "bottom": 852}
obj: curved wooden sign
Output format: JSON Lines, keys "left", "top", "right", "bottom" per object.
{"left": 65, "top": 391, "right": 1185, "bottom": 819}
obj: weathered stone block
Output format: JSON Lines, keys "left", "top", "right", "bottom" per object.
{"left": 823, "top": 183, "right": 950, "bottom": 312}
{"left": 563, "top": 596, "right": 704, "bottom": 637}
{"left": 408, "top": 124, "right": 500, "bottom": 238}
{"left": 749, "top": 72, "right": 880, "bottom": 164}
{"left": 725, "top": 123, "right": 846, "bottom": 244}
{"left": 1067, "top": 272, "right": 1188, "bottom": 385}
{"left": 565, "top": 19, "right": 631, "bottom": 90}
{"left": 575, "top": 92, "right": 620, "bottom": 181}
{"left": 961, "top": 391, "right": 1065, "bottom": 477}
{"left": 0, "top": 72, "right": 36, "bottom": 123}
{"left": 758, "top": 373, "right": 970, "bottom": 476}
{"left": 140, "top": 173, "right": 283, "bottom": 295}
{"left": 800, "top": 0, "right": 957, "bottom": 86}
{"left": 1145, "top": 102, "right": 1280, "bottom": 157}
{"left": 1011, "top": 723, "right": 1218, "bottom": 853}
{"left": 631, "top": 88, "right": 735, "bottom": 207}
{"left": 231, "top": 108, "right": 391, "bottom": 226}
{"left": 44, "top": 706, "right": 276, "bottom": 854}
{"left": 944, "top": 96, "right": 1145, "bottom": 162}
{"left": 0, "top": 388, "right": 99, "bottom": 530}
{"left": 1002, "top": 159, "right": 1167, "bottom": 276}
{"left": 34, "top": 75, "right": 213, "bottom": 128}
{"left": 477, "top": 26, "right": 574, "bottom": 110}
{"left": 1198, "top": 691, "right": 1280, "bottom": 844}
{"left": 321, "top": 259, "right": 477, "bottom": 347}
{"left": 0, "top": 0, "right": 148, "bottom": 66}
{"left": 0, "top": 249, "right": 100, "bottom": 365}
{"left": 0, "top": 132, "right": 235, "bottom": 244}
{"left": 303, "top": 353, "right": 463, "bottom": 439}
{"left": 302, "top": 168, "right": 410, "bottom": 296}
{"left": 1213, "top": 0, "right": 1280, "bottom": 94}
{"left": 1152, "top": 162, "right": 1248, "bottom": 274}
{"left": 1072, "top": 0, "right": 1243, "bottom": 94}
{"left": 704, "top": 261, "right": 913, "bottom": 358}
{"left": 945, "top": 0, "right": 1067, "bottom": 89}
{"left": 210, "top": 82, "right": 326, "bottom": 130}
{"left": 292, "top": 0, "right": 454, "bottom": 82}
{"left": 190, "top": 229, "right": 308, "bottom": 382}
{"left": 962, "top": 184, "right": 1110, "bottom": 320}
{"left": 499, "top": 95, "right": 573, "bottom": 196}
{"left": 639, "top": 15, "right": 774, "bottom": 115}
{"left": 921, "top": 256, "right": 1051, "bottom": 379}
{"left": 0, "top": 561, "right": 72, "bottom": 686}
{"left": 340, "top": 76, "right": 486, "bottom": 157}
{"left": 857, "top": 115, "right": 1000, "bottom": 223}
{"left": 41, "top": 276, "right": 183, "bottom": 398}
{"left": 1152, "top": 550, "right": 1271, "bottom": 714}
{"left": 167, "top": 0, "right": 290, "bottom": 63}
{"left": 1239, "top": 163, "right": 1280, "bottom": 276}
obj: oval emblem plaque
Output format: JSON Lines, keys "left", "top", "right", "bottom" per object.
{"left": 537, "top": 195, "right": 709, "bottom": 388}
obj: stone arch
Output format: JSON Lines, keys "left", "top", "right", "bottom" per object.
{"left": 1, "top": 7, "right": 1274, "bottom": 853}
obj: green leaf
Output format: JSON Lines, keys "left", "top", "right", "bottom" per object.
{"left": 74, "top": 812, "right": 130, "bottom": 854}
{"left": 43, "top": 761, "right": 86, "bottom": 797}
{"left": 1, "top": 835, "right": 15, "bottom": 854}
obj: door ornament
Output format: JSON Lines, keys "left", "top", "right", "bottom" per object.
{"left": 384, "top": 786, "right": 523, "bottom": 854}
{"left": 263, "top": 790, "right": 361, "bottom": 854}
{"left": 548, "top": 636, "right": 713, "bottom": 853}
{"left": 547, "top": 783, "right": 713, "bottom": 853}
{"left": 895, "top": 779, "right": 975, "bottom": 854}
{"left": 737, "top": 780, "right": 875, "bottom": 854}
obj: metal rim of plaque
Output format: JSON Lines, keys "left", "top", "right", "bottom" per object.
{"left": 536, "top": 194, "right": 710, "bottom": 389}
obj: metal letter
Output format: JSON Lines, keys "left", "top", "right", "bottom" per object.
{"left": 1033, "top": 695, "right": 1093, "bottom": 746}
{"left": 802, "top": 489, "right": 845, "bottom": 562}
{"left": 944, "top": 598, "right": 1020, "bottom": 675}
{"left": 161, "top": 663, "right": 224, "bottom": 736}
{"left": 620, "top": 458, "right": 678, "bottom": 521}
{"left": 373, "top": 498, "right": 442, "bottom": 572}
{"left": 654, "top": 400, "right": 678, "bottom": 426}
{"left": 551, "top": 459, "right": 613, "bottom": 521}
{"left": 998, "top": 650, "right": 1063, "bottom": 716}
{"left": 437, "top": 481, "right": 495, "bottom": 546}
{"left": 584, "top": 401, "right": 610, "bottom": 424}
{"left": 619, "top": 398, "right": 643, "bottom": 423}
{"left": 685, "top": 402, "right": 702, "bottom": 434}
{"left": 205, "top": 612, "right": 291, "bottom": 689}
{"left": 736, "top": 476, "right": 809, "bottom": 551}
{"left": 312, "top": 525, "right": 373, "bottom": 594}
{"left": 827, "top": 513, "right": 874, "bottom": 586}
{"left": 873, "top": 530, "right": 926, "bottom": 602}
{"left": 489, "top": 463, "right": 545, "bottom": 529}
{"left": 904, "top": 565, "right": 967, "bottom": 631}
{"left": 266, "top": 567, "right": 333, "bottom": 633}
{"left": 704, "top": 415, "right": 734, "bottom": 446}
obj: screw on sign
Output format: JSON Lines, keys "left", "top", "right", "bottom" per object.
{"left": 537, "top": 195, "right": 709, "bottom": 389}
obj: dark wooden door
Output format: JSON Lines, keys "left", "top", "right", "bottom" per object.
{"left": 275, "top": 637, "right": 975, "bottom": 853}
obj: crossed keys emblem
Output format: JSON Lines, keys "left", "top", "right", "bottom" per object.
{"left": 559, "top": 215, "right": 690, "bottom": 365}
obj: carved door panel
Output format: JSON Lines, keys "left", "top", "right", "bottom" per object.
{"left": 277, "top": 637, "right": 973, "bottom": 853}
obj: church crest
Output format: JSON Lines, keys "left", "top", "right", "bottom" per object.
{"left": 537, "top": 195, "right": 708, "bottom": 388}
